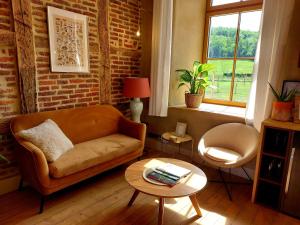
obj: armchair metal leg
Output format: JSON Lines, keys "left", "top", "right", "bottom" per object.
{"left": 242, "top": 167, "right": 252, "bottom": 182}
{"left": 39, "top": 195, "right": 45, "bottom": 214}
{"left": 218, "top": 168, "right": 232, "bottom": 201}
{"left": 18, "top": 178, "right": 23, "bottom": 191}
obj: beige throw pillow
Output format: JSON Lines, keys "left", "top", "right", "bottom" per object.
{"left": 18, "top": 119, "right": 74, "bottom": 162}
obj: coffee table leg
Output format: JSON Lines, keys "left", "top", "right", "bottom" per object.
{"left": 189, "top": 194, "right": 202, "bottom": 217}
{"left": 128, "top": 189, "right": 140, "bottom": 207}
{"left": 158, "top": 197, "right": 164, "bottom": 225}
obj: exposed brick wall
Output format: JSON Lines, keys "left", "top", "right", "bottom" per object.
{"left": 32, "top": 0, "right": 101, "bottom": 111}
{"left": 0, "top": 0, "right": 13, "bottom": 32}
{"left": 109, "top": 0, "right": 141, "bottom": 115}
{"left": 0, "top": 0, "right": 20, "bottom": 181}
{"left": 0, "top": 46, "right": 19, "bottom": 117}
{"left": 0, "top": 0, "right": 143, "bottom": 184}
{"left": 0, "top": 46, "right": 19, "bottom": 178}
{"left": 0, "top": 0, "right": 19, "bottom": 118}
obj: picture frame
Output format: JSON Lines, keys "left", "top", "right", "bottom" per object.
{"left": 175, "top": 122, "right": 187, "bottom": 137}
{"left": 47, "top": 6, "right": 89, "bottom": 73}
{"left": 282, "top": 80, "right": 300, "bottom": 95}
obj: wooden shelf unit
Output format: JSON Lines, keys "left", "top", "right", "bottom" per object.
{"left": 252, "top": 119, "right": 300, "bottom": 211}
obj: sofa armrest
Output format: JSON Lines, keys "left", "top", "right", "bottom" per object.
{"left": 15, "top": 138, "right": 50, "bottom": 190}
{"left": 119, "top": 117, "right": 146, "bottom": 143}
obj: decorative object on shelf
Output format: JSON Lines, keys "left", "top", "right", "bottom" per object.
{"left": 269, "top": 82, "right": 296, "bottom": 122}
{"left": 176, "top": 61, "right": 214, "bottom": 108}
{"left": 47, "top": 6, "right": 89, "bottom": 73}
{"left": 123, "top": 77, "right": 150, "bottom": 123}
{"left": 282, "top": 80, "right": 300, "bottom": 122}
{"left": 282, "top": 80, "right": 300, "bottom": 94}
{"left": 294, "top": 95, "right": 300, "bottom": 123}
{"left": 0, "top": 153, "right": 8, "bottom": 163}
{"left": 175, "top": 122, "right": 187, "bottom": 137}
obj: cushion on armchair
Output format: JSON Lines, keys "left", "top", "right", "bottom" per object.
{"left": 17, "top": 119, "right": 74, "bottom": 162}
{"left": 204, "top": 147, "right": 241, "bottom": 163}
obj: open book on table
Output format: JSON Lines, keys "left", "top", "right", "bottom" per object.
{"left": 156, "top": 163, "right": 191, "bottom": 179}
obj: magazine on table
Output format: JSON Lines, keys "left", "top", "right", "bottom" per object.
{"left": 145, "top": 163, "right": 191, "bottom": 186}
{"left": 156, "top": 163, "right": 191, "bottom": 178}
{"left": 146, "top": 170, "right": 179, "bottom": 187}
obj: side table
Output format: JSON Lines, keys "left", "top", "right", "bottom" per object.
{"left": 161, "top": 132, "right": 194, "bottom": 158}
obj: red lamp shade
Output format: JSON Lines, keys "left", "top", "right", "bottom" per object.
{"left": 123, "top": 77, "right": 150, "bottom": 98}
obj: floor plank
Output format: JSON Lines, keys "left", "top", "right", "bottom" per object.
{"left": 0, "top": 150, "right": 299, "bottom": 225}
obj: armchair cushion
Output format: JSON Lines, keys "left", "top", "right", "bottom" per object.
{"left": 204, "top": 147, "right": 241, "bottom": 163}
{"left": 17, "top": 119, "right": 74, "bottom": 162}
{"left": 48, "top": 133, "right": 142, "bottom": 178}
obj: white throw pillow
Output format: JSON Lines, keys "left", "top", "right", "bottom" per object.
{"left": 18, "top": 119, "right": 74, "bottom": 162}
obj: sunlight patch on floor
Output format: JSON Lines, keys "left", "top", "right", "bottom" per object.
{"left": 155, "top": 197, "right": 227, "bottom": 225}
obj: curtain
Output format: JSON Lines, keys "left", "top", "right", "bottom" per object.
{"left": 148, "top": 0, "right": 173, "bottom": 117}
{"left": 245, "top": 0, "right": 295, "bottom": 130}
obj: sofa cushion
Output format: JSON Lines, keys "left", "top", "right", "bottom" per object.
{"left": 17, "top": 119, "right": 74, "bottom": 162}
{"left": 48, "top": 134, "right": 142, "bottom": 178}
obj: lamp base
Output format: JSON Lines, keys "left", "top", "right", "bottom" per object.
{"left": 130, "top": 98, "right": 143, "bottom": 123}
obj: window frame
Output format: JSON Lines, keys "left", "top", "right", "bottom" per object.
{"left": 202, "top": 0, "right": 263, "bottom": 108}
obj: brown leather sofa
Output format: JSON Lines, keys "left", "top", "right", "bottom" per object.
{"left": 10, "top": 105, "right": 146, "bottom": 213}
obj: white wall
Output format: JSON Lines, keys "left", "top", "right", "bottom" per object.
{"left": 168, "top": 0, "right": 207, "bottom": 106}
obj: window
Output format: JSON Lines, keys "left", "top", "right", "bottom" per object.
{"left": 203, "top": 0, "right": 262, "bottom": 107}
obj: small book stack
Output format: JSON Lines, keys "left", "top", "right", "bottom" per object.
{"left": 146, "top": 163, "right": 191, "bottom": 187}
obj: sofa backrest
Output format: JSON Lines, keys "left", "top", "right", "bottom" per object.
{"left": 11, "top": 105, "right": 123, "bottom": 144}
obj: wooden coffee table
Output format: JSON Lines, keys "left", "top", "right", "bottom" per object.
{"left": 125, "top": 158, "right": 207, "bottom": 225}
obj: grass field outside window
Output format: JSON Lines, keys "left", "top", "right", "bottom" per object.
{"left": 203, "top": 0, "right": 262, "bottom": 106}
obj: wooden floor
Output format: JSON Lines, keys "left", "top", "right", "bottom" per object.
{"left": 0, "top": 150, "right": 300, "bottom": 225}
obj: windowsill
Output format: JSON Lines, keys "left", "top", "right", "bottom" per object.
{"left": 169, "top": 103, "right": 246, "bottom": 118}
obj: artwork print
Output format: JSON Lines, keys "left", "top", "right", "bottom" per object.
{"left": 47, "top": 6, "right": 89, "bottom": 73}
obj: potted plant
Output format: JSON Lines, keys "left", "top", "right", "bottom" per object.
{"left": 176, "top": 61, "right": 214, "bottom": 108}
{"left": 269, "top": 82, "right": 296, "bottom": 121}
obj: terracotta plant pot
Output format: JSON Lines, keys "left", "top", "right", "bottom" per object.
{"left": 271, "top": 101, "right": 293, "bottom": 121}
{"left": 185, "top": 91, "right": 204, "bottom": 108}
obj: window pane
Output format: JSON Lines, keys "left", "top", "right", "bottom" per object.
{"left": 237, "top": 11, "right": 262, "bottom": 57}
{"left": 212, "top": 0, "right": 241, "bottom": 6}
{"left": 206, "top": 60, "right": 233, "bottom": 101}
{"left": 232, "top": 60, "right": 254, "bottom": 102}
{"left": 208, "top": 14, "right": 238, "bottom": 58}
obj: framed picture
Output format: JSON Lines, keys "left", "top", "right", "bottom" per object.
{"left": 175, "top": 122, "right": 187, "bottom": 137}
{"left": 47, "top": 6, "right": 89, "bottom": 73}
{"left": 294, "top": 95, "right": 300, "bottom": 123}
{"left": 282, "top": 80, "right": 300, "bottom": 95}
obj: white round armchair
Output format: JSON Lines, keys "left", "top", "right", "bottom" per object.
{"left": 198, "top": 123, "right": 259, "bottom": 200}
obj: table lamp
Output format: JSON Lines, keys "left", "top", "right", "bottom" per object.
{"left": 123, "top": 77, "right": 150, "bottom": 123}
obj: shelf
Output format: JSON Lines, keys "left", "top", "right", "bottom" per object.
{"left": 259, "top": 178, "right": 282, "bottom": 186}
{"left": 256, "top": 180, "right": 281, "bottom": 209}
{"left": 263, "top": 119, "right": 300, "bottom": 132}
{"left": 262, "top": 152, "right": 286, "bottom": 160}
{"left": 259, "top": 155, "right": 285, "bottom": 183}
